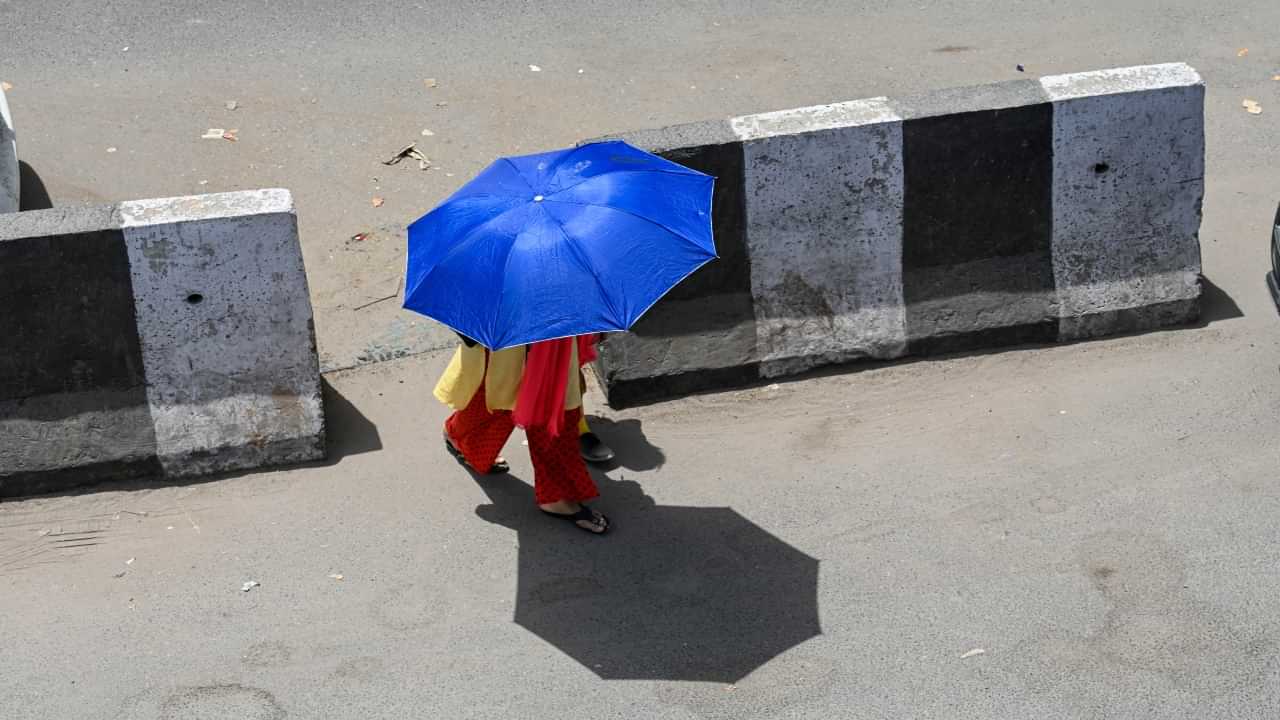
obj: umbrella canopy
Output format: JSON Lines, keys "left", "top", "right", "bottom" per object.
{"left": 403, "top": 140, "right": 716, "bottom": 350}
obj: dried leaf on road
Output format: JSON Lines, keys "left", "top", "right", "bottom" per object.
{"left": 383, "top": 144, "right": 416, "bottom": 164}
{"left": 960, "top": 648, "right": 986, "bottom": 659}
{"left": 382, "top": 143, "right": 430, "bottom": 170}
{"left": 424, "top": 78, "right": 438, "bottom": 88}
{"left": 1243, "top": 99, "right": 1263, "bottom": 115}
{"left": 371, "top": 197, "right": 385, "bottom": 208}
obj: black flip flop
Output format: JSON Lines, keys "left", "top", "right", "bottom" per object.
{"left": 540, "top": 505, "right": 611, "bottom": 535}
{"left": 444, "top": 435, "right": 510, "bottom": 474}
{"left": 579, "top": 432, "right": 616, "bottom": 464}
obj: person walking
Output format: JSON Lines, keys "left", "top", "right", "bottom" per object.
{"left": 403, "top": 141, "right": 717, "bottom": 537}
{"left": 436, "top": 333, "right": 610, "bottom": 534}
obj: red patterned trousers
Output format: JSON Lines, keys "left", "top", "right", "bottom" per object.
{"left": 445, "top": 384, "right": 599, "bottom": 506}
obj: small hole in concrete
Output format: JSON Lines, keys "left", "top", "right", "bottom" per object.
{"left": 186, "top": 293, "right": 204, "bottom": 305}
{"left": 1093, "top": 162, "right": 1110, "bottom": 174}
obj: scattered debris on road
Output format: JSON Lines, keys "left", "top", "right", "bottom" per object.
{"left": 126, "top": 557, "right": 135, "bottom": 565}
{"left": 1, "top": 81, "right": 12, "bottom": 91}
{"left": 960, "top": 648, "right": 986, "bottom": 659}
{"left": 421, "top": 128, "right": 435, "bottom": 136}
{"left": 435, "top": 101, "right": 449, "bottom": 108}
{"left": 350, "top": 232, "right": 369, "bottom": 243}
{"left": 1238, "top": 48, "right": 1249, "bottom": 57}
{"left": 225, "top": 100, "right": 238, "bottom": 111}
{"left": 106, "top": 147, "right": 117, "bottom": 153}
{"left": 529, "top": 64, "right": 542, "bottom": 72}
{"left": 372, "top": 197, "right": 385, "bottom": 208}
{"left": 424, "top": 78, "right": 438, "bottom": 89}
{"left": 202, "top": 128, "right": 226, "bottom": 140}
{"left": 222, "top": 129, "right": 238, "bottom": 142}
{"left": 329, "top": 573, "right": 344, "bottom": 581}
{"left": 113, "top": 571, "right": 126, "bottom": 579}
{"left": 1244, "top": 98, "right": 1263, "bottom": 115}
{"left": 382, "top": 143, "right": 430, "bottom": 170}
{"left": 1016, "top": 64, "right": 1025, "bottom": 72}
{"left": 242, "top": 580, "right": 260, "bottom": 593}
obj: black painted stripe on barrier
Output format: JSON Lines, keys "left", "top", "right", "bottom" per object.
{"left": 0, "top": 225, "right": 161, "bottom": 491}
{"left": 596, "top": 140, "right": 760, "bottom": 406}
{"left": 901, "top": 102, "right": 1058, "bottom": 354}
{"left": 0, "top": 228, "right": 147, "bottom": 397}
{"left": 0, "top": 456, "right": 163, "bottom": 499}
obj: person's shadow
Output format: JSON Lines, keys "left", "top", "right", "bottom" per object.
{"left": 471, "top": 463, "right": 821, "bottom": 683}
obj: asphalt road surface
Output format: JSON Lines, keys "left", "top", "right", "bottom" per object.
{"left": 4, "top": 1, "right": 1280, "bottom": 718}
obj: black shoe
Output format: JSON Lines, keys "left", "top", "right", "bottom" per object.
{"left": 579, "top": 432, "right": 615, "bottom": 464}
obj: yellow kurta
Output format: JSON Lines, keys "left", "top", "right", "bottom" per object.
{"left": 433, "top": 342, "right": 582, "bottom": 413}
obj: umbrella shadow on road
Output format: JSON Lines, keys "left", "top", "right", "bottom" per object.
{"left": 471, "top": 470, "right": 821, "bottom": 683}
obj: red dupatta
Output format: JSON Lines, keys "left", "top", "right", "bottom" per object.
{"left": 513, "top": 335, "right": 599, "bottom": 437}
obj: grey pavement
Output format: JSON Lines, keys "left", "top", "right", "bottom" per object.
{"left": 4, "top": 1, "right": 1280, "bottom": 718}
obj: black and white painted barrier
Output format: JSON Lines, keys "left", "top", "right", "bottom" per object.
{"left": 0, "top": 190, "right": 325, "bottom": 497}
{"left": 591, "top": 63, "right": 1205, "bottom": 407}
{"left": 0, "top": 85, "right": 16, "bottom": 213}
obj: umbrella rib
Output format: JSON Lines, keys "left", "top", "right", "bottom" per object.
{"left": 547, "top": 165, "right": 709, "bottom": 197}
{"left": 541, "top": 207, "right": 625, "bottom": 329}
{"left": 541, "top": 198, "right": 715, "bottom": 256}
{"left": 409, "top": 202, "right": 528, "bottom": 303}
{"left": 501, "top": 158, "right": 537, "bottom": 192}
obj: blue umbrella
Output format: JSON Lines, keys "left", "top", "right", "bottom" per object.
{"left": 403, "top": 140, "right": 716, "bottom": 350}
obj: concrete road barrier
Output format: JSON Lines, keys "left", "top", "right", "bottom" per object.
{"left": 0, "top": 189, "right": 325, "bottom": 497}
{"left": 0, "top": 85, "right": 16, "bottom": 213}
{"left": 591, "top": 63, "right": 1204, "bottom": 407}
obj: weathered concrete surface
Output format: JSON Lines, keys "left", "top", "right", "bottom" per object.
{"left": 594, "top": 63, "right": 1204, "bottom": 407}
{"left": 737, "top": 100, "right": 907, "bottom": 379}
{"left": 0, "top": 86, "right": 16, "bottom": 213}
{"left": 0, "top": 190, "right": 324, "bottom": 496}
{"left": 1043, "top": 64, "right": 1205, "bottom": 341}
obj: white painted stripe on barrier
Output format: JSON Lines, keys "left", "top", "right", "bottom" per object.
{"left": 1040, "top": 63, "right": 1201, "bottom": 101}
{"left": 120, "top": 190, "right": 323, "bottom": 474}
{"left": 1045, "top": 66, "right": 1203, "bottom": 338}
{"left": 118, "top": 188, "right": 293, "bottom": 227}
{"left": 738, "top": 107, "right": 908, "bottom": 378}
{"left": 0, "top": 86, "right": 17, "bottom": 213}
{"left": 730, "top": 97, "right": 899, "bottom": 141}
